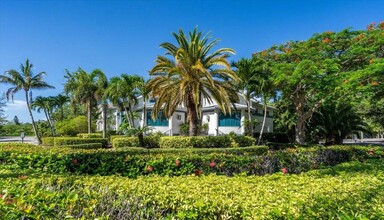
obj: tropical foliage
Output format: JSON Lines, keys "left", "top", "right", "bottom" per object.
{"left": 148, "top": 28, "right": 239, "bottom": 136}
{"left": 64, "top": 68, "right": 107, "bottom": 134}
{"left": 0, "top": 59, "right": 54, "bottom": 144}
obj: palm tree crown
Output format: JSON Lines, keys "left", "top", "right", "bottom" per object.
{"left": 148, "top": 28, "right": 239, "bottom": 136}
{"left": 64, "top": 68, "right": 107, "bottom": 133}
{"left": 0, "top": 59, "right": 54, "bottom": 144}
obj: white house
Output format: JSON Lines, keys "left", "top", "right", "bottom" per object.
{"left": 97, "top": 94, "right": 274, "bottom": 135}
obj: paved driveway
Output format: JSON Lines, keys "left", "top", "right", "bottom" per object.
{"left": 0, "top": 136, "right": 38, "bottom": 145}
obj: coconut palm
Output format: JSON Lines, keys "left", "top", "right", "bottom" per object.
{"left": 104, "top": 74, "right": 144, "bottom": 128}
{"left": 31, "top": 96, "right": 55, "bottom": 136}
{"left": 148, "top": 28, "right": 239, "bottom": 136}
{"left": 232, "top": 58, "right": 259, "bottom": 136}
{"left": 64, "top": 68, "right": 107, "bottom": 133}
{"left": 53, "top": 94, "right": 70, "bottom": 121}
{"left": 0, "top": 59, "right": 54, "bottom": 144}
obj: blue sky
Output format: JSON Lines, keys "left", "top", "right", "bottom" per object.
{"left": 0, "top": 0, "right": 383, "bottom": 122}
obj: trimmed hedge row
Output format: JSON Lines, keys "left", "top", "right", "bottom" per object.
{"left": 41, "top": 137, "right": 55, "bottom": 146}
{"left": 113, "top": 135, "right": 256, "bottom": 148}
{"left": 61, "top": 143, "right": 103, "bottom": 149}
{"left": 0, "top": 145, "right": 381, "bottom": 178}
{"left": 1, "top": 159, "right": 383, "bottom": 219}
{"left": 77, "top": 133, "right": 103, "bottom": 138}
{"left": 54, "top": 137, "right": 108, "bottom": 148}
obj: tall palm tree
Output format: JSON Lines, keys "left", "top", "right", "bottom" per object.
{"left": 148, "top": 28, "right": 239, "bottom": 136}
{"left": 31, "top": 96, "right": 55, "bottom": 136}
{"left": 251, "top": 56, "right": 275, "bottom": 145}
{"left": 53, "top": 94, "right": 70, "bottom": 121}
{"left": 0, "top": 59, "right": 54, "bottom": 144}
{"left": 104, "top": 74, "right": 144, "bottom": 128}
{"left": 232, "top": 58, "right": 259, "bottom": 136}
{"left": 64, "top": 68, "right": 107, "bottom": 133}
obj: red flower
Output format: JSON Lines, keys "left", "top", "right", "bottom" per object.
{"left": 322, "top": 38, "right": 331, "bottom": 43}
{"left": 72, "top": 159, "right": 79, "bottom": 165}
{"left": 146, "top": 166, "right": 153, "bottom": 172}
{"left": 209, "top": 161, "right": 216, "bottom": 168}
{"left": 369, "top": 149, "right": 374, "bottom": 156}
{"left": 5, "top": 199, "right": 13, "bottom": 204}
{"left": 194, "top": 169, "right": 203, "bottom": 176}
{"left": 281, "top": 167, "right": 288, "bottom": 174}
{"left": 371, "top": 81, "right": 379, "bottom": 85}
{"left": 18, "top": 175, "right": 27, "bottom": 180}
{"left": 175, "top": 159, "right": 181, "bottom": 167}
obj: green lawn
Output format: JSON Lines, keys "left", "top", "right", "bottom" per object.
{"left": 0, "top": 159, "right": 383, "bottom": 219}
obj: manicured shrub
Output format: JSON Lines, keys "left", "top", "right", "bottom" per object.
{"left": 112, "top": 137, "right": 140, "bottom": 148}
{"left": 110, "top": 135, "right": 124, "bottom": 143}
{"left": 55, "top": 116, "right": 95, "bottom": 136}
{"left": 159, "top": 136, "right": 193, "bottom": 148}
{"left": 54, "top": 137, "right": 108, "bottom": 147}
{"left": 1, "top": 144, "right": 381, "bottom": 178}
{"left": 61, "top": 143, "right": 102, "bottom": 149}
{"left": 0, "top": 159, "right": 383, "bottom": 219}
{"left": 77, "top": 133, "right": 103, "bottom": 138}
{"left": 41, "top": 137, "right": 56, "bottom": 146}
{"left": 229, "top": 135, "right": 256, "bottom": 147}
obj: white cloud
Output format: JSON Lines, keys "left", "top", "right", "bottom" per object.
{"left": 3, "top": 99, "right": 45, "bottom": 123}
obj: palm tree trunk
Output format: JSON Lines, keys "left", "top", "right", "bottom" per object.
{"left": 43, "top": 109, "right": 54, "bottom": 136}
{"left": 257, "top": 98, "right": 268, "bottom": 145}
{"left": 129, "top": 103, "right": 135, "bottom": 127}
{"left": 187, "top": 101, "right": 198, "bottom": 136}
{"left": 102, "top": 102, "right": 107, "bottom": 138}
{"left": 246, "top": 98, "right": 253, "bottom": 136}
{"left": 87, "top": 99, "right": 92, "bottom": 133}
{"left": 25, "top": 91, "right": 41, "bottom": 144}
{"left": 60, "top": 106, "right": 64, "bottom": 121}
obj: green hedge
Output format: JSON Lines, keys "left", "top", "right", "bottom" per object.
{"left": 112, "top": 137, "right": 139, "bottom": 148}
{"left": 61, "top": 143, "right": 102, "bottom": 149}
{"left": 0, "top": 145, "right": 382, "bottom": 178}
{"left": 77, "top": 133, "right": 103, "bottom": 138}
{"left": 54, "top": 137, "right": 108, "bottom": 148}
{"left": 159, "top": 136, "right": 256, "bottom": 148}
{"left": 1, "top": 159, "right": 383, "bottom": 219}
{"left": 41, "top": 137, "right": 56, "bottom": 146}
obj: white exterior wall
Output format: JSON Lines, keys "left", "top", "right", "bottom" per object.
{"left": 171, "top": 112, "right": 185, "bottom": 135}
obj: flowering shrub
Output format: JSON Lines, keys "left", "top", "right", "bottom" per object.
{"left": 0, "top": 159, "right": 383, "bottom": 219}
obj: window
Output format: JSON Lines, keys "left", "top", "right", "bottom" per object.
{"left": 146, "top": 111, "right": 168, "bottom": 126}
{"left": 219, "top": 112, "right": 241, "bottom": 127}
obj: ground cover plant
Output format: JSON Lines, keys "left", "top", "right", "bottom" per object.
{"left": 0, "top": 158, "right": 383, "bottom": 219}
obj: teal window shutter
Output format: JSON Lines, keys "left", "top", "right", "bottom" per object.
{"left": 147, "top": 110, "right": 169, "bottom": 126}
{"left": 218, "top": 111, "right": 241, "bottom": 127}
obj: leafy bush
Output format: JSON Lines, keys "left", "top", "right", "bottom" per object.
{"left": 54, "top": 137, "right": 108, "bottom": 147}
{"left": 55, "top": 116, "right": 95, "bottom": 136}
{"left": 159, "top": 136, "right": 254, "bottom": 148}
{"left": 77, "top": 133, "right": 103, "bottom": 138}
{"left": 61, "top": 143, "right": 102, "bottom": 149}
{"left": 112, "top": 137, "right": 140, "bottom": 148}
{"left": 41, "top": 137, "right": 56, "bottom": 146}
{"left": 0, "top": 159, "right": 383, "bottom": 219}
{"left": 1, "top": 144, "right": 382, "bottom": 178}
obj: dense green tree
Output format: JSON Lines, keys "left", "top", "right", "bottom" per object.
{"left": 0, "top": 59, "right": 54, "bottom": 144}
{"left": 31, "top": 96, "right": 55, "bottom": 136}
{"left": 104, "top": 74, "right": 144, "bottom": 129}
{"left": 308, "top": 102, "right": 367, "bottom": 145}
{"left": 53, "top": 94, "right": 70, "bottom": 121}
{"left": 64, "top": 68, "right": 107, "bottom": 133}
{"left": 232, "top": 58, "right": 259, "bottom": 136}
{"left": 255, "top": 24, "right": 384, "bottom": 144}
{"left": 148, "top": 28, "right": 239, "bottom": 136}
